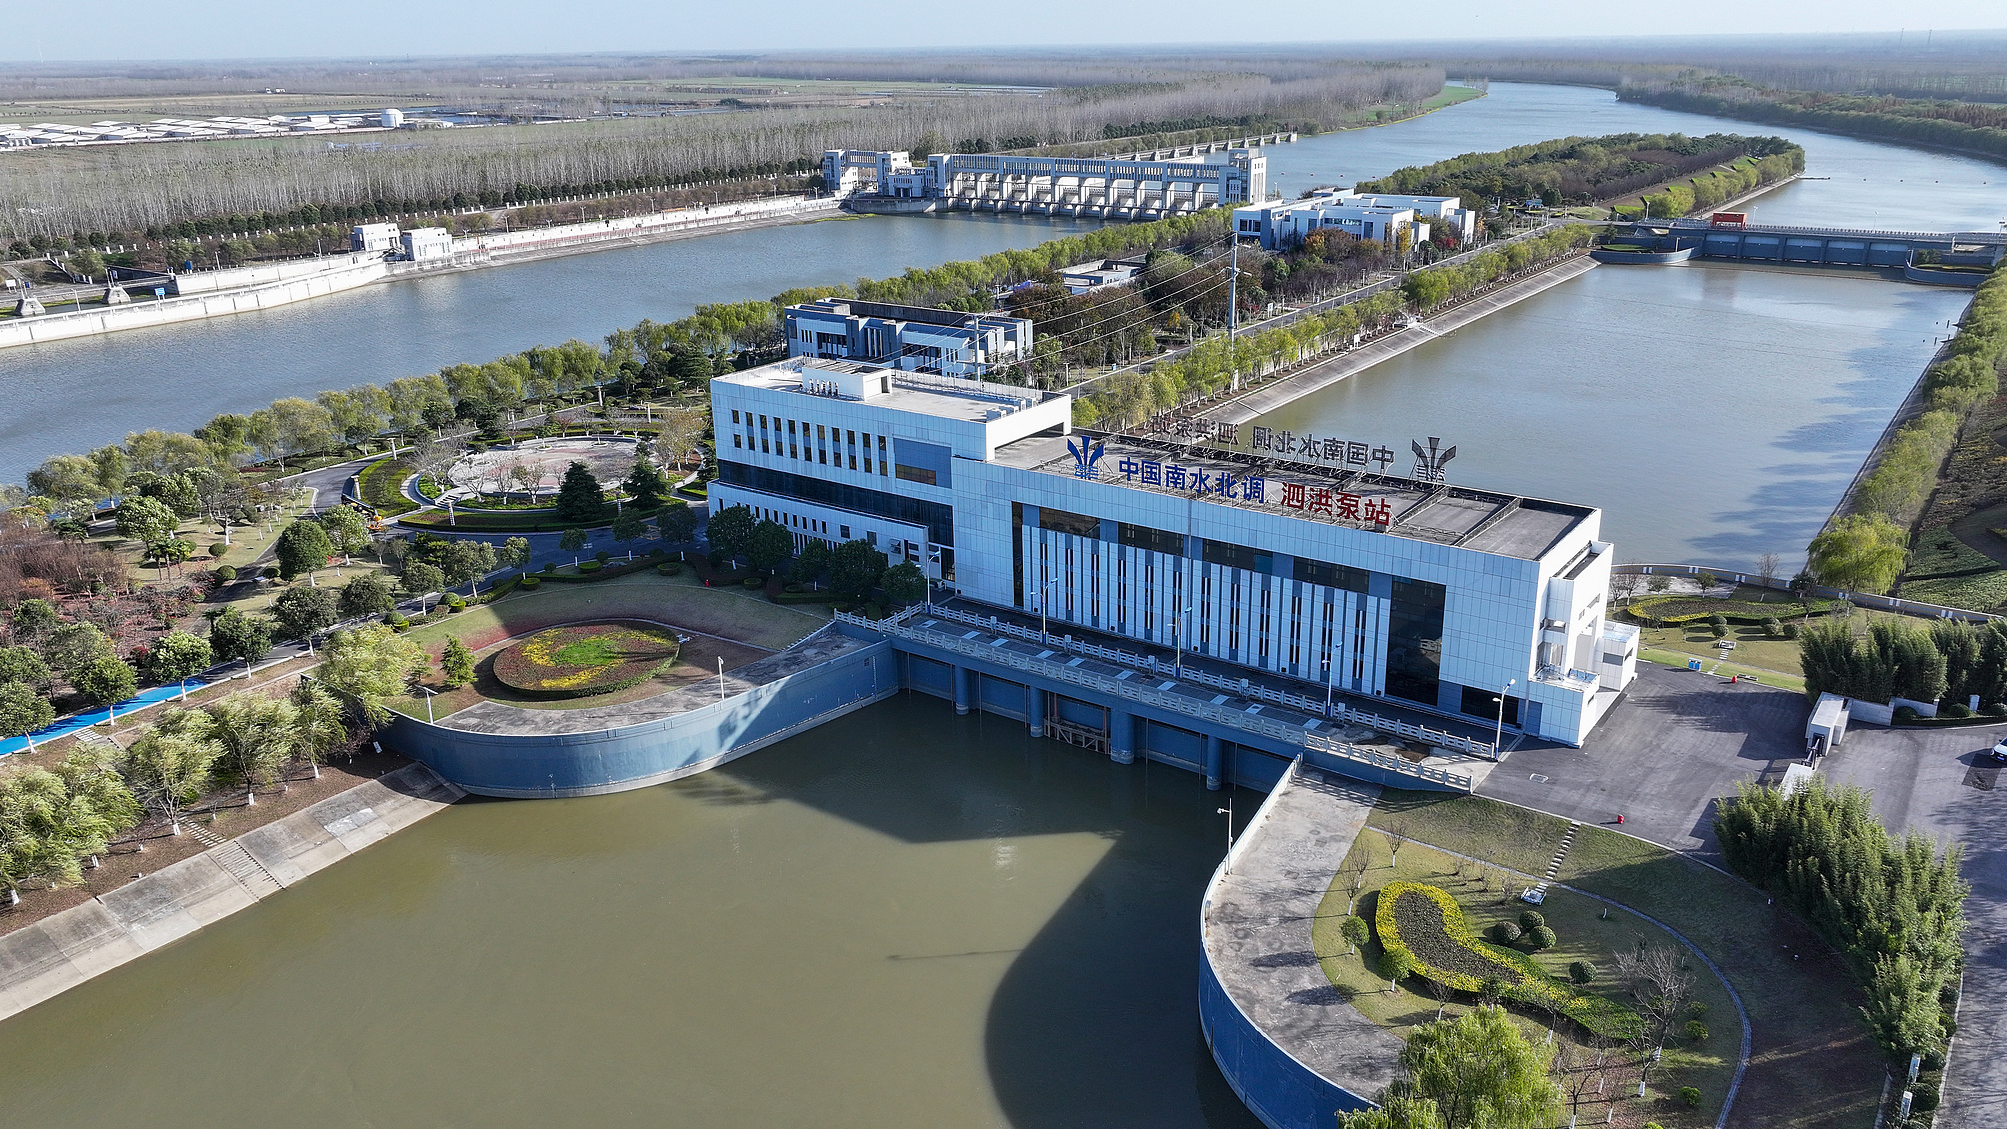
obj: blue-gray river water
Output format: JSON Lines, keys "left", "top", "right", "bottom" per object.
{"left": 0, "top": 82, "right": 1997, "bottom": 1127}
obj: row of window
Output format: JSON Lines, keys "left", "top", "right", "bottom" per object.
{"left": 729, "top": 407, "right": 890, "bottom": 476}
{"left": 1029, "top": 527, "right": 1381, "bottom": 691}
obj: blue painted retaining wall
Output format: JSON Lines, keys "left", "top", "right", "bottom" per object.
{"left": 1199, "top": 954, "right": 1373, "bottom": 1129}
{"left": 386, "top": 640, "right": 898, "bottom": 797}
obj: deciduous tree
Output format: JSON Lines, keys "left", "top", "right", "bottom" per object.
{"left": 440, "top": 637, "right": 476, "bottom": 689}
{"left": 274, "top": 519, "right": 334, "bottom": 582}
{"left": 318, "top": 624, "right": 429, "bottom": 725}
{"left": 1390, "top": 1006, "right": 1560, "bottom": 1129}
{"left": 208, "top": 607, "right": 274, "bottom": 668}
{"left": 141, "top": 630, "right": 212, "bottom": 683}
{"left": 273, "top": 585, "right": 341, "bottom": 641}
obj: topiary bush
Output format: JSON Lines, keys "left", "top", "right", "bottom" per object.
{"left": 214, "top": 565, "right": 238, "bottom": 581}
{"left": 1941, "top": 702, "right": 1971, "bottom": 718}
{"left": 1894, "top": 705, "right": 1920, "bottom": 724}
{"left": 1985, "top": 702, "right": 2007, "bottom": 718}
{"left": 656, "top": 562, "right": 682, "bottom": 576}
{"left": 1783, "top": 622, "right": 1801, "bottom": 640}
{"left": 1686, "top": 1019, "right": 1709, "bottom": 1042}
{"left": 542, "top": 561, "right": 555, "bottom": 573}
{"left": 1679, "top": 1087, "right": 1702, "bottom": 1109}
{"left": 519, "top": 575, "right": 540, "bottom": 589}
{"left": 1490, "top": 921, "right": 1522, "bottom": 944}
{"left": 1526, "top": 925, "right": 1557, "bottom": 950}
{"left": 578, "top": 560, "right": 603, "bottom": 573}
{"left": 1519, "top": 910, "right": 1545, "bottom": 932}
{"left": 1710, "top": 622, "right": 1729, "bottom": 639}
{"left": 1707, "top": 613, "right": 1727, "bottom": 628}
{"left": 261, "top": 565, "right": 280, "bottom": 579}
{"left": 445, "top": 594, "right": 466, "bottom": 612}
{"left": 742, "top": 576, "right": 764, "bottom": 589}
{"left": 1762, "top": 616, "right": 1782, "bottom": 638}
{"left": 1569, "top": 960, "right": 1596, "bottom": 984}
{"left": 209, "top": 542, "right": 228, "bottom": 557}
{"left": 595, "top": 550, "right": 612, "bottom": 563}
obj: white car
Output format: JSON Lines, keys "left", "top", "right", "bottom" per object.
{"left": 1989, "top": 739, "right": 2007, "bottom": 763}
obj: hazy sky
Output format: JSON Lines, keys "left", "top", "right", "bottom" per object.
{"left": 4, "top": 1, "right": 2004, "bottom": 62}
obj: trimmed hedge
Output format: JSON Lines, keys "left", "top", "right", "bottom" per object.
{"left": 1375, "top": 881, "right": 1642, "bottom": 1040}
{"left": 1627, "top": 595, "right": 1834, "bottom": 625}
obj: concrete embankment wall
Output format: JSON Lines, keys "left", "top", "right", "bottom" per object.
{"left": 1199, "top": 761, "right": 1383, "bottom": 1129}
{"left": 386, "top": 638, "right": 898, "bottom": 798}
{"left": 445, "top": 195, "right": 841, "bottom": 263}
{"left": 0, "top": 763, "right": 463, "bottom": 1024}
{"left": 0, "top": 254, "right": 387, "bottom": 349}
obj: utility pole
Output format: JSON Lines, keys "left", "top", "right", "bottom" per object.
{"left": 1228, "top": 234, "right": 1239, "bottom": 390}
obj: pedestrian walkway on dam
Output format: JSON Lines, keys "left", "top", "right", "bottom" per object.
{"left": 437, "top": 630, "right": 868, "bottom": 736}
{"left": 1203, "top": 765, "right": 1400, "bottom": 1120}
{"left": 930, "top": 597, "right": 1505, "bottom": 767}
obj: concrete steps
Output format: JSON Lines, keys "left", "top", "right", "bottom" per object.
{"left": 1525, "top": 820, "right": 1580, "bottom": 904}
{"left": 211, "top": 841, "right": 285, "bottom": 897}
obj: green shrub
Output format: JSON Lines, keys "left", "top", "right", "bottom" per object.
{"left": 1518, "top": 910, "right": 1545, "bottom": 932}
{"left": 1763, "top": 617, "right": 1782, "bottom": 637}
{"left": 1913, "top": 1083, "right": 1940, "bottom": 1113}
{"left": 214, "top": 565, "right": 237, "bottom": 581}
{"left": 1783, "top": 622, "right": 1801, "bottom": 640}
{"left": 1707, "top": 613, "right": 1727, "bottom": 628}
{"left": 1569, "top": 960, "right": 1596, "bottom": 984}
{"left": 1710, "top": 622, "right": 1729, "bottom": 639}
{"left": 1679, "top": 1087, "right": 1702, "bottom": 1109}
{"left": 742, "top": 576, "right": 764, "bottom": 589}
{"left": 656, "top": 562, "right": 682, "bottom": 576}
{"left": 1922, "top": 1048, "right": 1946, "bottom": 1071}
{"left": 595, "top": 550, "right": 612, "bottom": 563}
{"left": 578, "top": 560, "right": 604, "bottom": 573}
{"left": 1490, "top": 921, "right": 1522, "bottom": 944}
{"left": 209, "top": 542, "right": 227, "bottom": 557}
{"left": 1894, "top": 705, "right": 1920, "bottom": 723}
{"left": 1689, "top": 1001, "right": 1709, "bottom": 1018}
{"left": 542, "top": 561, "right": 555, "bottom": 573}
{"left": 1985, "top": 702, "right": 2007, "bottom": 718}
{"left": 519, "top": 575, "right": 540, "bottom": 589}
{"left": 1686, "top": 1019, "right": 1709, "bottom": 1041}
{"left": 387, "top": 612, "right": 409, "bottom": 628}
{"left": 445, "top": 594, "right": 466, "bottom": 612}
{"left": 261, "top": 565, "right": 280, "bottom": 579}
{"left": 1941, "top": 702, "right": 1970, "bottom": 718}
{"left": 1526, "top": 925, "right": 1556, "bottom": 950}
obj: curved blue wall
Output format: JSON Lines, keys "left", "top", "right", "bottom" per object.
{"left": 386, "top": 641, "right": 897, "bottom": 797}
{"left": 1199, "top": 954, "right": 1374, "bottom": 1129}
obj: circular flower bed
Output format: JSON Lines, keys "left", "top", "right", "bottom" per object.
{"left": 492, "top": 623, "right": 679, "bottom": 698}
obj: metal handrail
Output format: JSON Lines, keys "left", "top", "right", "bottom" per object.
{"left": 919, "top": 604, "right": 1495, "bottom": 759}
{"left": 843, "top": 609, "right": 1472, "bottom": 789}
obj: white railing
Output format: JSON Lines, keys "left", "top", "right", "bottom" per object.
{"left": 843, "top": 608, "right": 1473, "bottom": 790}
{"left": 919, "top": 604, "right": 1496, "bottom": 759}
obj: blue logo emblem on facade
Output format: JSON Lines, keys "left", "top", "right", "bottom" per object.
{"left": 1067, "top": 437, "right": 1107, "bottom": 479}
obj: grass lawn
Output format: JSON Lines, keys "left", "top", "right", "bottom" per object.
{"left": 1558, "top": 827, "right": 1885, "bottom": 1129}
{"left": 1421, "top": 84, "right": 1487, "bottom": 110}
{"left": 1357, "top": 791, "right": 1883, "bottom": 1129}
{"left": 1314, "top": 836, "right": 1736, "bottom": 1129}
{"left": 382, "top": 570, "right": 829, "bottom": 720}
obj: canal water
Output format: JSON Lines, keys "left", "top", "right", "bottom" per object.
{"left": 0, "top": 83, "right": 2000, "bottom": 1123}
{"left": 0, "top": 696, "right": 1263, "bottom": 1129}
{"left": 4, "top": 82, "right": 2002, "bottom": 489}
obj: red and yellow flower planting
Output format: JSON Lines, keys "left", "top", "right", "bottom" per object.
{"left": 492, "top": 623, "right": 680, "bottom": 698}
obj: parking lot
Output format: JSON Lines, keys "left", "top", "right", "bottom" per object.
{"left": 1477, "top": 661, "right": 2006, "bottom": 1129}
{"left": 1478, "top": 663, "right": 1810, "bottom": 855}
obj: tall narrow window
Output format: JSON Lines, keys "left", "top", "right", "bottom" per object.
{"left": 878, "top": 435, "right": 889, "bottom": 476}
{"left": 787, "top": 420, "right": 799, "bottom": 459}
{"left": 760, "top": 415, "right": 770, "bottom": 454}
{"left": 847, "top": 430, "right": 858, "bottom": 470}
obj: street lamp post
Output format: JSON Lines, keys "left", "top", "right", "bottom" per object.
{"left": 1173, "top": 605, "right": 1193, "bottom": 676}
{"left": 1492, "top": 678, "right": 1517, "bottom": 760}
{"left": 1322, "top": 656, "right": 1335, "bottom": 719}
{"left": 419, "top": 686, "right": 437, "bottom": 724}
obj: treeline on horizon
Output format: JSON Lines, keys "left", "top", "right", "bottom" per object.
{"left": 1357, "top": 131, "right": 1802, "bottom": 208}
{"left": 0, "top": 61, "right": 1443, "bottom": 243}
{"left": 1618, "top": 78, "right": 2007, "bottom": 162}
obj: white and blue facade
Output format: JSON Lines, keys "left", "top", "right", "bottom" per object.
{"left": 1234, "top": 189, "right": 1479, "bottom": 252}
{"left": 783, "top": 298, "right": 1033, "bottom": 379}
{"left": 710, "top": 359, "right": 1636, "bottom": 746}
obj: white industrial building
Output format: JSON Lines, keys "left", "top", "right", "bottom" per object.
{"left": 824, "top": 145, "right": 1268, "bottom": 219}
{"left": 1233, "top": 189, "right": 1480, "bottom": 252}
{"left": 351, "top": 223, "right": 403, "bottom": 254}
{"left": 708, "top": 356, "right": 1638, "bottom": 746}
{"left": 783, "top": 298, "right": 1033, "bottom": 379}
{"left": 400, "top": 228, "right": 453, "bottom": 261}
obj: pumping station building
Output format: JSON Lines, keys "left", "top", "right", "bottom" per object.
{"left": 708, "top": 357, "right": 1638, "bottom": 748}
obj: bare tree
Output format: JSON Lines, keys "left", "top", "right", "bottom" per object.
{"left": 1756, "top": 551, "right": 1781, "bottom": 584}
{"left": 1616, "top": 942, "right": 1696, "bottom": 1095}
{"left": 1381, "top": 819, "right": 1412, "bottom": 867}
{"left": 1339, "top": 852, "right": 1370, "bottom": 913}
{"left": 1423, "top": 973, "right": 1456, "bottom": 1021}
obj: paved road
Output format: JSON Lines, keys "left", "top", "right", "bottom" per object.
{"left": 1821, "top": 724, "right": 2007, "bottom": 1129}
{"left": 1478, "top": 663, "right": 1808, "bottom": 856}
{"left": 1480, "top": 664, "right": 2006, "bottom": 1128}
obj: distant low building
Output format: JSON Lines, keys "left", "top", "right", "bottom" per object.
{"left": 825, "top": 146, "right": 1267, "bottom": 218}
{"left": 381, "top": 108, "right": 406, "bottom": 129}
{"left": 783, "top": 298, "right": 1032, "bottom": 380}
{"left": 1057, "top": 256, "right": 1149, "bottom": 294}
{"left": 1233, "top": 189, "right": 1478, "bottom": 252}
{"left": 400, "top": 228, "right": 453, "bottom": 262}
{"left": 350, "top": 222, "right": 402, "bottom": 254}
